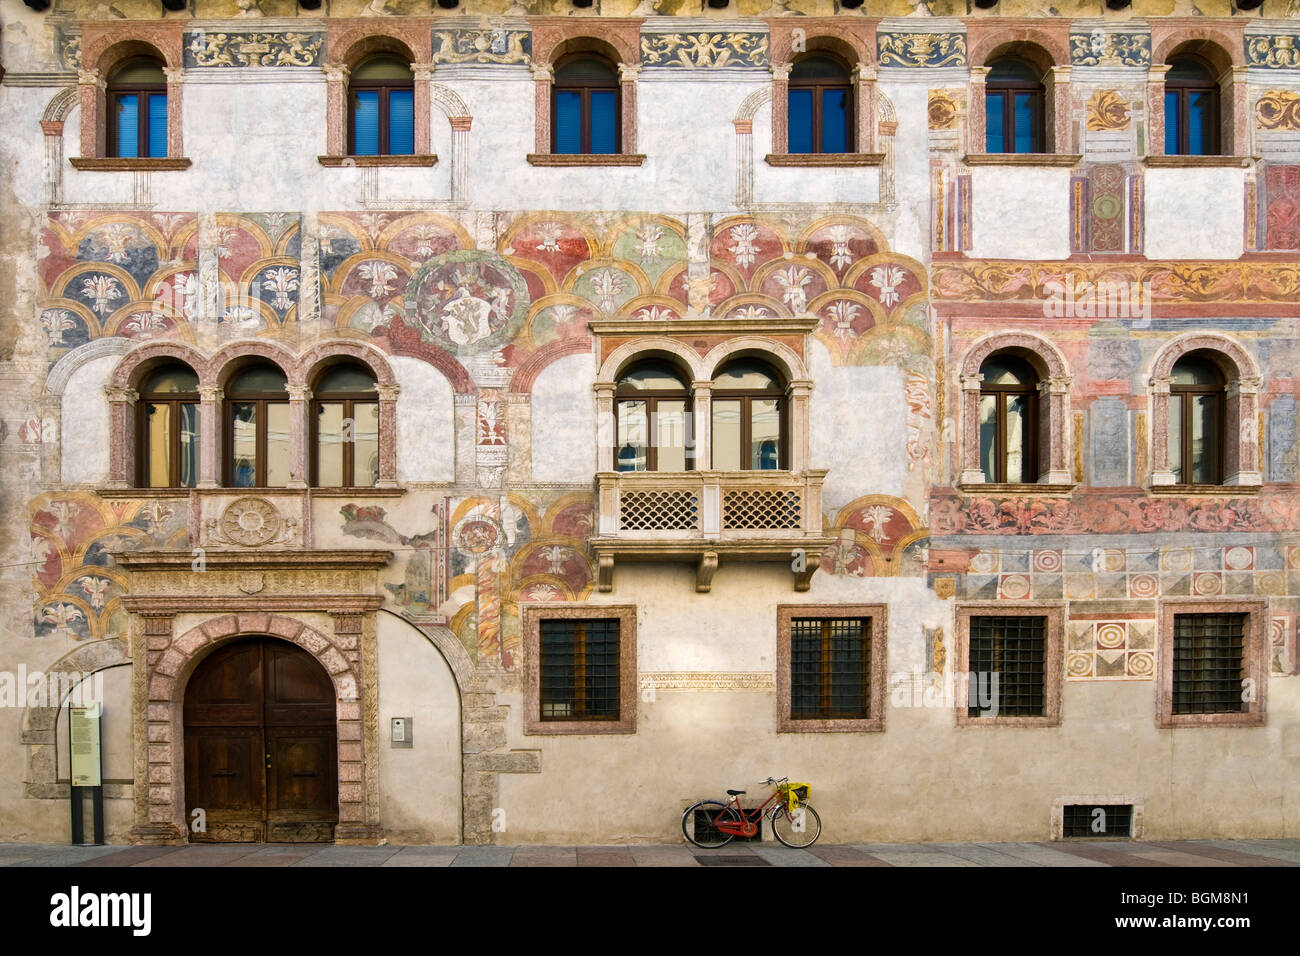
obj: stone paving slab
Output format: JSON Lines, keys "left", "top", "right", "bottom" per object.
{"left": 628, "top": 846, "right": 699, "bottom": 867}
{"left": 1162, "top": 841, "right": 1299, "bottom": 866}
{"left": 1207, "top": 840, "right": 1300, "bottom": 864}
{"left": 805, "top": 845, "right": 892, "bottom": 866}
{"left": 930, "top": 842, "right": 1043, "bottom": 867}
{"left": 577, "top": 847, "right": 635, "bottom": 867}
{"left": 853, "top": 844, "right": 981, "bottom": 867}
{"left": 293, "top": 846, "right": 402, "bottom": 867}
{"left": 135, "top": 845, "right": 266, "bottom": 866}
{"left": 232, "top": 845, "right": 324, "bottom": 867}
{"left": 510, "top": 847, "right": 578, "bottom": 867}
{"left": 749, "top": 846, "right": 830, "bottom": 867}
{"left": 383, "top": 846, "right": 460, "bottom": 867}
{"left": 448, "top": 846, "right": 517, "bottom": 867}
{"left": 973, "top": 842, "right": 1108, "bottom": 867}
{"left": 77, "top": 846, "right": 185, "bottom": 867}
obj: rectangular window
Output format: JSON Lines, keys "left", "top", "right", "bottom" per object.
{"left": 985, "top": 91, "right": 1005, "bottom": 153}
{"left": 1172, "top": 613, "right": 1246, "bottom": 714}
{"left": 387, "top": 89, "right": 414, "bottom": 155}
{"left": 523, "top": 606, "right": 637, "bottom": 735}
{"left": 1164, "top": 90, "right": 1179, "bottom": 156}
{"left": 712, "top": 399, "right": 742, "bottom": 471}
{"left": 554, "top": 90, "right": 582, "bottom": 154}
{"left": 820, "top": 88, "right": 848, "bottom": 153}
{"left": 790, "top": 617, "right": 869, "bottom": 719}
{"left": 115, "top": 94, "right": 140, "bottom": 159}
{"left": 778, "top": 605, "right": 886, "bottom": 732}
{"left": 788, "top": 89, "right": 814, "bottom": 154}
{"left": 1013, "top": 92, "right": 1036, "bottom": 153}
{"left": 1063, "top": 804, "right": 1133, "bottom": 839}
{"left": 967, "top": 615, "right": 1045, "bottom": 717}
{"left": 266, "top": 403, "right": 290, "bottom": 487}
{"left": 751, "top": 399, "right": 780, "bottom": 470}
{"left": 231, "top": 402, "right": 258, "bottom": 487}
{"left": 352, "top": 90, "right": 380, "bottom": 156}
{"left": 353, "top": 402, "right": 380, "bottom": 487}
{"left": 179, "top": 403, "right": 199, "bottom": 487}
{"left": 590, "top": 90, "right": 618, "bottom": 154}
{"left": 1188, "top": 91, "right": 1213, "bottom": 156}
{"left": 147, "top": 93, "right": 168, "bottom": 158}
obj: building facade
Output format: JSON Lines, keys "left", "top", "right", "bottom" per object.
{"left": 1, "top": 0, "right": 1298, "bottom": 846}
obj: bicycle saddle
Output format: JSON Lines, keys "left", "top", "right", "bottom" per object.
{"left": 726, "top": 789, "right": 746, "bottom": 796}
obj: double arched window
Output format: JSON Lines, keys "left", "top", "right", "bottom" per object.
{"left": 137, "top": 363, "right": 199, "bottom": 488}
{"left": 978, "top": 354, "right": 1039, "bottom": 484}
{"left": 1167, "top": 353, "right": 1225, "bottom": 485}
{"left": 985, "top": 57, "right": 1046, "bottom": 154}
{"left": 553, "top": 55, "right": 620, "bottom": 155}
{"left": 107, "top": 57, "right": 168, "bottom": 159}
{"left": 787, "top": 55, "right": 853, "bottom": 154}
{"left": 348, "top": 55, "right": 415, "bottom": 157}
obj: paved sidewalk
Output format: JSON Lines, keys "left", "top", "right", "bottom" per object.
{"left": 1, "top": 839, "right": 1297, "bottom": 867}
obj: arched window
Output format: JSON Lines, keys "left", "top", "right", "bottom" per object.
{"left": 615, "top": 360, "right": 691, "bottom": 472}
{"left": 107, "top": 57, "right": 167, "bottom": 159}
{"left": 985, "top": 58, "right": 1045, "bottom": 154}
{"left": 1165, "top": 56, "right": 1219, "bottom": 156}
{"left": 788, "top": 55, "right": 853, "bottom": 154}
{"left": 712, "top": 359, "right": 786, "bottom": 471}
{"left": 978, "top": 354, "right": 1039, "bottom": 484}
{"left": 349, "top": 56, "right": 415, "bottom": 157}
{"left": 225, "top": 363, "right": 290, "bottom": 488}
{"left": 312, "top": 363, "right": 380, "bottom": 488}
{"left": 553, "top": 55, "right": 619, "bottom": 155}
{"left": 1168, "top": 353, "right": 1225, "bottom": 485}
{"left": 137, "top": 363, "right": 199, "bottom": 488}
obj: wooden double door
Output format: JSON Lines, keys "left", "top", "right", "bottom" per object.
{"left": 184, "top": 638, "right": 338, "bottom": 843}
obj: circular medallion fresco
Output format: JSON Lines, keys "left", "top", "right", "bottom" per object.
{"left": 403, "top": 250, "right": 529, "bottom": 356}
{"left": 221, "top": 497, "right": 282, "bottom": 546}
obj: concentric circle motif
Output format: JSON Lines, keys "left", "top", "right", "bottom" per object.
{"left": 220, "top": 497, "right": 282, "bottom": 546}
{"left": 1126, "top": 652, "right": 1155, "bottom": 678}
{"left": 1193, "top": 572, "right": 1223, "bottom": 595}
{"left": 1224, "top": 546, "right": 1253, "bottom": 570}
{"left": 999, "top": 574, "right": 1031, "bottom": 600}
{"left": 1288, "top": 547, "right": 1300, "bottom": 570}
{"left": 1067, "top": 653, "right": 1093, "bottom": 677}
{"left": 1162, "top": 548, "right": 1193, "bottom": 572}
{"left": 1033, "top": 550, "right": 1062, "bottom": 573}
{"left": 1100, "top": 549, "right": 1125, "bottom": 573}
{"left": 970, "top": 551, "right": 997, "bottom": 574}
{"left": 1258, "top": 571, "right": 1285, "bottom": 595}
{"left": 1096, "top": 623, "right": 1126, "bottom": 649}
{"left": 1128, "top": 574, "right": 1158, "bottom": 598}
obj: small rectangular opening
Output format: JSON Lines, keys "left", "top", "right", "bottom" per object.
{"left": 1063, "top": 804, "right": 1133, "bottom": 838}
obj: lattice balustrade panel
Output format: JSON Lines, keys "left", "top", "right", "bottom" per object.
{"left": 723, "top": 489, "right": 802, "bottom": 530}
{"left": 619, "top": 489, "right": 700, "bottom": 530}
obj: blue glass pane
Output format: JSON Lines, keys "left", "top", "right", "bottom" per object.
{"left": 985, "top": 92, "right": 1004, "bottom": 153}
{"left": 1165, "top": 91, "right": 1179, "bottom": 155}
{"left": 1189, "top": 91, "right": 1213, "bottom": 155}
{"left": 1014, "top": 93, "right": 1034, "bottom": 153}
{"left": 555, "top": 90, "right": 581, "bottom": 153}
{"left": 388, "top": 88, "right": 414, "bottom": 155}
{"left": 591, "top": 91, "right": 617, "bottom": 154}
{"left": 821, "top": 88, "right": 848, "bottom": 153}
{"left": 147, "top": 93, "right": 167, "bottom": 158}
{"left": 352, "top": 90, "right": 379, "bottom": 156}
{"left": 788, "top": 89, "right": 813, "bottom": 154}
{"left": 115, "top": 94, "right": 139, "bottom": 158}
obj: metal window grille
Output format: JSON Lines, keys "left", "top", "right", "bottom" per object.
{"left": 539, "top": 619, "right": 620, "bottom": 721}
{"left": 790, "top": 617, "right": 870, "bottom": 719}
{"left": 1172, "top": 613, "right": 1246, "bottom": 715}
{"left": 1063, "top": 804, "right": 1133, "bottom": 838}
{"left": 967, "top": 616, "right": 1046, "bottom": 717}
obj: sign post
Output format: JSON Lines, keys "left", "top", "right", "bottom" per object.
{"left": 69, "top": 703, "right": 104, "bottom": 845}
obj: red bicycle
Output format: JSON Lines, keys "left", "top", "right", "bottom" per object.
{"left": 682, "top": 776, "right": 821, "bottom": 849}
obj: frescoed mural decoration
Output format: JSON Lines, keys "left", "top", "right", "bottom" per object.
{"left": 30, "top": 494, "right": 188, "bottom": 643}
{"left": 820, "top": 496, "right": 928, "bottom": 578}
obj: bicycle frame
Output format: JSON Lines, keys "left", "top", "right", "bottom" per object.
{"left": 711, "top": 789, "right": 786, "bottom": 839}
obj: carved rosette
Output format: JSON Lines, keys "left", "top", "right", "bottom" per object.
{"left": 205, "top": 497, "right": 298, "bottom": 548}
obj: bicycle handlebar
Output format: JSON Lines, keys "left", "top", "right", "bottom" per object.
{"left": 762, "top": 776, "right": 789, "bottom": 785}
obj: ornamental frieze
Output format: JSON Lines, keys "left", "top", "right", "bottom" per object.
{"left": 1257, "top": 89, "right": 1300, "bottom": 131}
{"left": 639, "top": 32, "right": 769, "bottom": 69}
{"left": 1068, "top": 31, "right": 1150, "bottom": 68}
{"left": 931, "top": 260, "right": 1300, "bottom": 305}
{"left": 1246, "top": 34, "right": 1300, "bottom": 70}
{"left": 430, "top": 29, "right": 531, "bottom": 66}
{"left": 183, "top": 30, "right": 325, "bottom": 68}
{"left": 1085, "top": 90, "right": 1131, "bottom": 132}
{"left": 876, "top": 32, "right": 966, "bottom": 69}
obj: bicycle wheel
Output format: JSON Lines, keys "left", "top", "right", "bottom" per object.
{"left": 682, "top": 800, "right": 740, "bottom": 848}
{"left": 770, "top": 802, "right": 821, "bottom": 848}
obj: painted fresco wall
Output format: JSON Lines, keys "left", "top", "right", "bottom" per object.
{"left": 2, "top": 0, "right": 1300, "bottom": 844}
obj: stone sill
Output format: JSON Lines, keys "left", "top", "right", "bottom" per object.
{"left": 1148, "top": 483, "right": 1262, "bottom": 496}
{"left": 963, "top": 153, "right": 1082, "bottom": 167}
{"left": 956, "top": 482, "right": 1076, "bottom": 496}
{"left": 1143, "top": 155, "right": 1257, "bottom": 168}
{"left": 526, "top": 153, "right": 646, "bottom": 166}
{"left": 318, "top": 155, "right": 437, "bottom": 167}
{"left": 764, "top": 152, "right": 885, "bottom": 167}
{"left": 69, "top": 157, "right": 192, "bottom": 171}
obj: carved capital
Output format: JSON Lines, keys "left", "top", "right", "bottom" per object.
{"left": 375, "top": 383, "right": 401, "bottom": 401}
{"left": 323, "top": 63, "right": 350, "bottom": 84}
{"left": 411, "top": 61, "right": 435, "bottom": 81}
{"left": 163, "top": 66, "right": 185, "bottom": 84}
{"left": 197, "top": 385, "right": 224, "bottom": 403}
{"left": 771, "top": 62, "right": 792, "bottom": 80}
{"left": 618, "top": 63, "right": 640, "bottom": 83}
{"left": 286, "top": 385, "right": 313, "bottom": 402}
{"left": 959, "top": 373, "right": 984, "bottom": 391}
{"left": 531, "top": 63, "right": 554, "bottom": 82}
{"left": 77, "top": 69, "right": 106, "bottom": 90}
{"left": 1146, "top": 64, "right": 1171, "bottom": 84}
{"left": 104, "top": 385, "right": 139, "bottom": 404}
{"left": 1149, "top": 376, "right": 1171, "bottom": 394}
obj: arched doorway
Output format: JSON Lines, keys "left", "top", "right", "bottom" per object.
{"left": 184, "top": 637, "right": 338, "bottom": 843}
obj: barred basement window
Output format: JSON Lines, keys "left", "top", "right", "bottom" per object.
{"left": 540, "top": 619, "right": 620, "bottom": 721}
{"left": 967, "top": 615, "right": 1046, "bottom": 717}
{"left": 1172, "top": 613, "right": 1246, "bottom": 715}
{"left": 1063, "top": 804, "right": 1133, "bottom": 839}
{"left": 790, "top": 617, "right": 870, "bottom": 720}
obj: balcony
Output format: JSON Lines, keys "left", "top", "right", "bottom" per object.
{"left": 591, "top": 470, "right": 833, "bottom": 593}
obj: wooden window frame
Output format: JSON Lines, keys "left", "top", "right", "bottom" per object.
{"left": 135, "top": 381, "right": 198, "bottom": 489}
{"left": 347, "top": 69, "right": 415, "bottom": 158}
{"left": 551, "top": 56, "right": 621, "bottom": 156}
{"left": 777, "top": 604, "right": 886, "bottom": 733}
{"left": 985, "top": 62, "right": 1046, "bottom": 155}
{"left": 613, "top": 365, "right": 692, "bottom": 473}
{"left": 787, "top": 56, "right": 855, "bottom": 155}
{"left": 310, "top": 395, "right": 380, "bottom": 489}
{"left": 1157, "top": 600, "right": 1266, "bottom": 729}
{"left": 522, "top": 604, "right": 637, "bottom": 735}
{"left": 955, "top": 603, "right": 1063, "bottom": 729}
{"left": 224, "top": 375, "right": 290, "bottom": 489}
{"left": 979, "top": 369, "right": 1040, "bottom": 484}
{"left": 106, "top": 60, "right": 167, "bottom": 159}
{"left": 712, "top": 364, "right": 789, "bottom": 472}
{"left": 1169, "top": 370, "right": 1226, "bottom": 487}
{"left": 1165, "top": 60, "right": 1221, "bottom": 157}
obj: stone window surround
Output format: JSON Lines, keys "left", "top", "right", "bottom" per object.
{"left": 592, "top": 332, "right": 814, "bottom": 474}
{"left": 1156, "top": 598, "right": 1268, "bottom": 730}
{"left": 775, "top": 603, "right": 888, "bottom": 734}
{"left": 104, "top": 340, "right": 400, "bottom": 490}
{"left": 965, "top": 23, "right": 1074, "bottom": 160}
{"left": 75, "top": 22, "right": 188, "bottom": 167}
{"left": 1147, "top": 333, "right": 1262, "bottom": 488}
{"left": 1147, "top": 26, "right": 1249, "bottom": 161}
{"left": 764, "top": 20, "right": 880, "bottom": 167}
{"left": 528, "top": 19, "right": 643, "bottom": 165}
{"left": 520, "top": 603, "right": 638, "bottom": 736}
{"left": 956, "top": 331, "right": 1074, "bottom": 489}
{"left": 954, "top": 602, "right": 1065, "bottom": 729}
